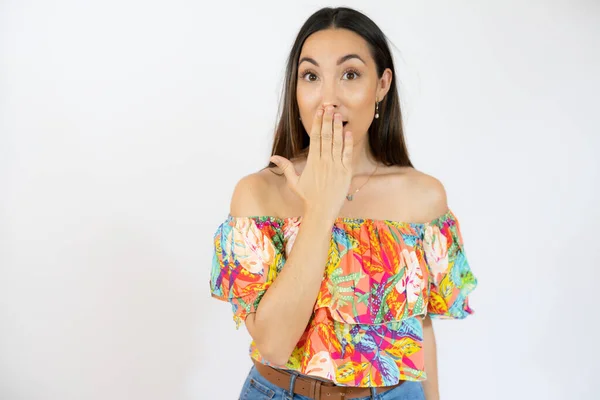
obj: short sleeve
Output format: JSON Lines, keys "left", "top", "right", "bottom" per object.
{"left": 209, "top": 216, "right": 285, "bottom": 329}
{"left": 422, "top": 210, "right": 477, "bottom": 319}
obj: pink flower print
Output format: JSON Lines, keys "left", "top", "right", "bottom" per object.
{"left": 231, "top": 219, "right": 276, "bottom": 274}
{"left": 423, "top": 225, "right": 449, "bottom": 285}
{"left": 402, "top": 249, "right": 423, "bottom": 306}
{"left": 305, "top": 351, "right": 336, "bottom": 380}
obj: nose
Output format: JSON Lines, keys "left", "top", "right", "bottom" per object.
{"left": 321, "top": 102, "right": 339, "bottom": 113}
{"left": 321, "top": 80, "right": 340, "bottom": 109}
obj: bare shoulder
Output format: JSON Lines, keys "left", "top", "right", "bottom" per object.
{"left": 386, "top": 167, "right": 449, "bottom": 222}
{"left": 229, "top": 168, "right": 278, "bottom": 217}
{"left": 407, "top": 169, "right": 449, "bottom": 221}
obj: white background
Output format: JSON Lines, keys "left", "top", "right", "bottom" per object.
{"left": 1, "top": 1, "right": 599, "bottom": 399}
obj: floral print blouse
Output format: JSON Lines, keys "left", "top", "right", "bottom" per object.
{"left": 209, "top": 209, "right": 477, "bottom": 387}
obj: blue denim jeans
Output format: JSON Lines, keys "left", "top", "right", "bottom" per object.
{"left": 239, "top": 364, "right": 425, "bottom": 400}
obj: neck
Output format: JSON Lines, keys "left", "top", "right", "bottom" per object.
{"left": 351, "top": 137, "right": 378, "bottom": 176}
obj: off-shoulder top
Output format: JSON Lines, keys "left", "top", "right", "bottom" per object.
{"left": 209, "top": 209, "right": 477, "bottom": 387}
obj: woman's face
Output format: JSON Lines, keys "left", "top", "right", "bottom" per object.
{"left": 296, "top": 28, "right": 392, "bottom": 142}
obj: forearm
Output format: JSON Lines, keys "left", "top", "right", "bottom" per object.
{"left": 422, "top": 316, "right": 440, "bottom": 400}
{"left": 247, "top": 212, "right": 333, "bottom": 364}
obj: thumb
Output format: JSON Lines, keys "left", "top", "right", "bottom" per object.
{"left": 270, "top": 156, "right": 298, "bottom": 185}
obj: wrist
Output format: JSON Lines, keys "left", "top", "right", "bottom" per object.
{"left": 302, "top": 208, "right": 337, "bottom": 228}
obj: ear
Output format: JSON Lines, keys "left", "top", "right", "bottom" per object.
{"left": 376, "top": 68, "right": 393, "bottom": 101}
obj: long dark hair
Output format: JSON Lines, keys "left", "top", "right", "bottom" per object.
{"left": 267, "top": 7, "right": 413, "bottom": 169}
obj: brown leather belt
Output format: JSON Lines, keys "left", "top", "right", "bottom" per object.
{"left": 252, "top": 359, "right": 403, "bottom": 400}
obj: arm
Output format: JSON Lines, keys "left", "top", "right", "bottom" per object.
{"left": 230, "top": 174, "right": 334, "bottom": 365}
{"left": 422, "top": 316, "right": 440, "bottom": 400}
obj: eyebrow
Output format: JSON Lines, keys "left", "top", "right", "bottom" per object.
{"left": 298, "top": 53, "right": 366, "bottom": 67}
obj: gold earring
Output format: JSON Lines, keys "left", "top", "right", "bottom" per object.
{"left": 375, "top": 98, "right": 380, "bottom": 119}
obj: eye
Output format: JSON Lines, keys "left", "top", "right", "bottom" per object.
{"left": 300, "top": 70, "right": 318, "bottom": 82}
{"left": 298, "top": 68, "right": 362, "bottom": 82}
{"left": 342, "top": 68, "right": 361, "bottom": 80}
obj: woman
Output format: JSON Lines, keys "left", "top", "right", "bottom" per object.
{"left": 209, "top": 7, "right": 477, "bottom": 400}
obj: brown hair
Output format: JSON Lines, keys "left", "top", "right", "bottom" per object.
{"left": 267, "top": 7, "right": 414, "bottom": 169}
